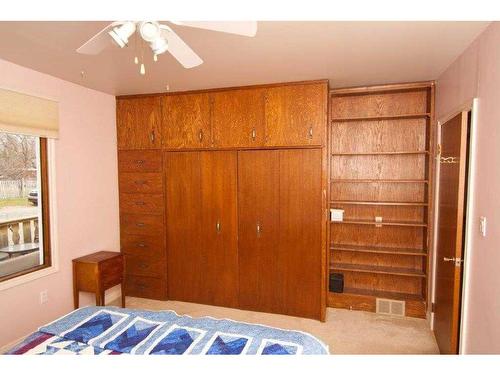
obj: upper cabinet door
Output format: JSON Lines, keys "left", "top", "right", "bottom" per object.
{"left": 116, "top": 97, "right": 162, "bottom": 150}
{"left": 161, "top": 93, "right": 211, "bottom": 149}
{"left": 211, "top": 89, "right": 265, "bottom": 148}
{"left": 264, "top": 83, "right": 327, "bottom": 147}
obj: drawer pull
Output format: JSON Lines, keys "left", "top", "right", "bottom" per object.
{"left": 137, "top": 243, "right": 146, "bottom": 248}
{"left": 137, "top": 283, "right": 146, "bottom": 289}
{"left": 136, "top": 222, "right": 145, "bottom": 227}
{"left": 134, "top": 180, "right": 146, "bottom": 185}
{"left": 139, "top": 263, "right": 148, "bottom": 269}
{"left": 135, "top": 160, "right": 145, "bottom": 165}
{"left": 135, "top": 201, "right": 146, "bottom": 206}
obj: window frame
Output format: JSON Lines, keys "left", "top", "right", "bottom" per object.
{"left": 0, "top": 137, "right": 52, "bottom": 284}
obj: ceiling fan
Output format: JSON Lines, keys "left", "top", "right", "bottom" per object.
{"left": 76, "top": 21, "right": 258, "bottom": 74}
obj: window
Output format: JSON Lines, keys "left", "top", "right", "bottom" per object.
{"left": 0, "top": 132, "right": 51, "bottom": 282}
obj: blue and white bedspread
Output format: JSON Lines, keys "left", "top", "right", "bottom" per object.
{"left": 6, "top": 306, "right": 329, "bottom": 355}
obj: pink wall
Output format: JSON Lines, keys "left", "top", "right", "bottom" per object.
{"left": 0, "top": 59, "right": 119, "bottom": 348}
{"left": 436, "top": 22, "right": 500, "bottom": 353}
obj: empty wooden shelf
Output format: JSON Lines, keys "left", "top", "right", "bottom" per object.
{"left": 330, "top": 262, "right": 426, "bottom": 278}
{"left": 328, "top": 81, "right": 434, "bottom": 318}
{"left": 330, "top": 244, "right": 427, "bottom": 256}
{"left": 331, "top": 113, "right": 431, "bottom": 122}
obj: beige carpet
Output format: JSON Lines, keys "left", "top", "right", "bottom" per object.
{"left": 111, "top": 297, "right": 439, "bottom": 354}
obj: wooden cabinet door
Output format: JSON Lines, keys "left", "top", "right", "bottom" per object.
{"left": 238, "top": 150, "right": 283, "bottom": 313}
{"left": 117, "top": 97, "right": 162, "bottom": 150}
{"left": 264, "top": 83, "right": 327, "bottom": 147}
{"left": 164, "top": 152, "right": 204, "bottom": 303}
{"left": 211, "top": 89, "right": 265, "bottom": 148}
{"left": 279, "top": 149, "right": 323, "bottom": 319}
{"left": 199, "top": 151, "right": 239, "bottom": 307}
{"left": 161, "top": 93, "right": 211, "bottom": 149}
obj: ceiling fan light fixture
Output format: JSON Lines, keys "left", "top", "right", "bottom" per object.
{"left": 149, "top": 36, "right": 169, "bottom": 55}
{"left": 139, "top": 21, "right": 161, "bottom": 42}
{"left": 109, "top": 21, "right": 136, "bottom": 48}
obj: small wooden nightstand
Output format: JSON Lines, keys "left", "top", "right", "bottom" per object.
{"left": 72, "top": 251, "right": 125, "bottom": 309}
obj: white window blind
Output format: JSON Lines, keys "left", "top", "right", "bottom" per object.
{"left": 0, "top": 88, "right": 59, "bottom": 138}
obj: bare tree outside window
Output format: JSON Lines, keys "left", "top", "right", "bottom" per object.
{"left": 0, "top": 132, "right": 49, "bottom": 280}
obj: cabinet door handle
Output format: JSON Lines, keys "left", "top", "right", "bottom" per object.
{"left": 216, "top": 220, "right": 221, "bottom": 234}
{"left": 308, "top": 127, "right": 313, "bottom": 139}
{"left": 256, "top": 222, "right": 262, "bottom": 237}
{"left": 251, "top": 128, "right": 256, "bottom": 141}
{"left": 198, "top": 129, "right": 204, "bottom": 143}
{"left": 150, "top": 131, "right": 155, "bottom": 143}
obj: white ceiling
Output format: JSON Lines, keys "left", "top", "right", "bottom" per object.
{"left": 0, "top": 21, "right": 490, "bottom": 95}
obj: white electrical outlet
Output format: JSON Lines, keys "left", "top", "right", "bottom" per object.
{"left": 40, "top": 290, "right": 48, "bottom": 304}
{"left": 480, "top": 216, "right": 487, "bottom": 237}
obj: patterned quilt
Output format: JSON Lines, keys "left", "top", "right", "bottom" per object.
{"left": 6, "top": 306, "right": 329, "bottom": 355}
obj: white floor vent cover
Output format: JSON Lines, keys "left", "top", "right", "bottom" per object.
{"left": 376, "top": 298, "right": 405, "bottom": 317}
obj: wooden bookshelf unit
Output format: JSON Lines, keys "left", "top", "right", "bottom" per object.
{"left": 327, "top": 82, "right": 435, "bottom": 318}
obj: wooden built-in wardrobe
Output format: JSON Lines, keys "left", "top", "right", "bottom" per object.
{"left": 116, "top": 80, "right": 328, "bottom": 320}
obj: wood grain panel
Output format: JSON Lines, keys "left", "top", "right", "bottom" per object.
{"left": 330, "top": 119, "right": 427, "bottom": 153}
{"left": 279, "top": 149, "right": 323, "bottom": 319}
{"left": 212, "top": 89, "right": 265, "bottom": 147}
{"left": 200, "top": 151, "right": 239, "bottom": 308}
{"left": 119, "top": 193, "right": 164, "bottom": 214}
{"left": 330, "top": 89, "right": 429, "bottom": 118}
{"left": 330, "top": 205, "right": 425, "bottom": 222}
{"left": 161, "top": 93, "right": 211, "bottom": 149}
{"left": 265, "top": 83, "right": 327, "bottom": 146}
{"left": 119, "top": 172, "right": 163, "bottom": 194}
{"left": 330, "top": 182, "right": 426, "bottom": 202}
{"left": 331, "top": 154, "right": 426, "bottom": 180}
{"left": 238, "top": 150, "right": 283, "bottom": 313}
{"left": 330, "top": 225, "right": 425, "bottom": 249}
{"left": 164, "top": 152, "right": 203, "bottom": 303}
{"left": 117, "top": 97, "right": 162, "bottom": 150}
{"left": 118, "top": 150, "right": 162, "bottom": 172}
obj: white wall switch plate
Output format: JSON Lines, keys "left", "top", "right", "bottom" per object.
{"left": 40, "top": 290, "right": 48, "bottom": 304}
{"left": 480, "top": 216, "right": 487, "bottom": 237}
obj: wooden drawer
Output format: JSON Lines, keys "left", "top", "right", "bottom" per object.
{"left": 120, "top": 193, "right": 164, "bottom": 214}
{"left": 118, "top": 150, "right": 162, "bottom": 172}
{"left": 119, "top": 172, "right": 164, "bottom": 194}
{"left": 121, "top": 234, "right": 165, "bottom": 256}
{"left": 100, "top": 257, "right": 123, "bottom": 290}
{"left": 120, "top": 214, "right": 164, "bottom": 236}
{"left": 125, "top": 275, "right": 167, "bottom": 300}
{"left": 125, "top": 254, "right": 166, "bottom": 278}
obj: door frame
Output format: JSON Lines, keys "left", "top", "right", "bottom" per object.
{"left": 430, "top": 98, "right": 478, "bottom": 354}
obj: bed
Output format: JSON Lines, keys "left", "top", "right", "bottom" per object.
{"left": 6, "top": 306, "right": 329, "bottom": 355}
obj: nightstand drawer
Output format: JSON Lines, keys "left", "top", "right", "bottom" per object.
{"left": 119, "top": 172, "right": 163, "bottom": 194}
{"left": 120, "top": 214, "right": 165, "bottom": 236}
{"left": 125, "top": 275, "right": 167, "bottom": 300}
{"left": 100, "top": 257, "right": 123, "bottom": 289}
{"left": 118, "top": 150, "right": 162, "bottom": 172}
{"left": 124, "top": 254, "right": 165, "bottom": 277}
{"left": 120, "top": 193, "right": 164, "bottom": 214}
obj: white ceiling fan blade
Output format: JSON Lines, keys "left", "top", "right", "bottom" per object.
{"left": 161, "top": 26, "right": 203, "bottom": 69}
{"left": 171, "top": 21, "right": 257, "bottom": 37}
{"left": 76, "top": 21, "right": 124, "bottom": 55}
